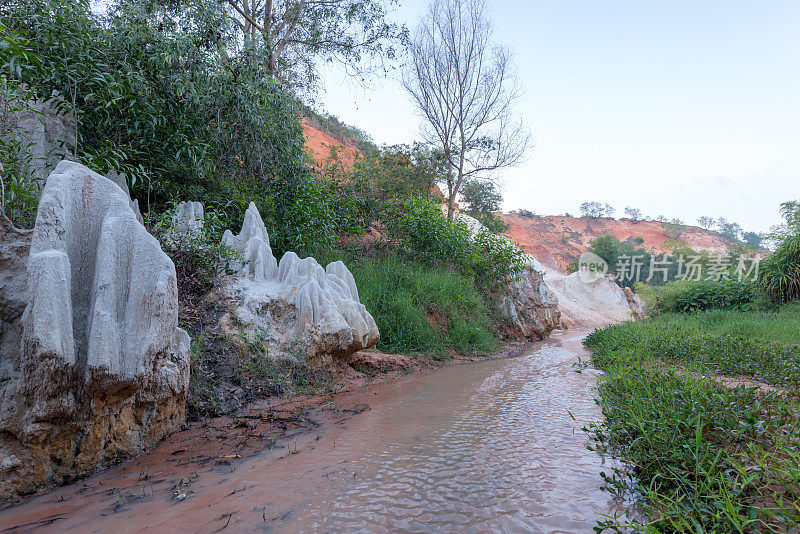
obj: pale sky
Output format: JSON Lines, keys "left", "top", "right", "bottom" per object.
{"left": 317, "top": 0, "right": 800, "bottom": 233}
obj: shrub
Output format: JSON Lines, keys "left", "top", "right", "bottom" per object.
{"left": 147, "top": 203, "right": 235, "bottom": 301}
{"left": 653, "top": 279, "right": 756, "bottom": 313}
{"left": 759, "top": 232, "right": 800, "bottom": 303}
{"left": 517, "top": 208, "right": 535, "bottom": 218}
{"left": 4, "top": 0, "right": 313, "bottom": 238}
{"left": 385, "top": 195, "right": 526, "bottom": 293}
{"left": 460, "top": 180, "right": 509, "bottom": 234}
{"left": 0, "top": 78, "right": 41, "bottom": 228}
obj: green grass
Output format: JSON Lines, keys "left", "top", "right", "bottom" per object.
{"left": 584, "top": 304, "right": 800, "bottom": 531}
{"left": 327, "top": 252, "right": 499, "bottom": 357}
{"left": 588, "top": 303, "right": 800, "bottom": 388}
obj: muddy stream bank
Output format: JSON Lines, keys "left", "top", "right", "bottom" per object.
{"left": 0, "top": 330, "right": 626, "bottom": 533}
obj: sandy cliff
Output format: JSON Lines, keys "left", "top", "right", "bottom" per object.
{"left": 502, "top": 213, "right": 732, "bottom": 272}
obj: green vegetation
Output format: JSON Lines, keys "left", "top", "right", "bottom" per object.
{"left": 460, "top": 179, "right": 509, "bottom": 234}
{"left": 0, "top": 80, "right": 40, "bottom": 227}
{"left": 624, "top": 206, "right": 642, "bottom": 221}
{"left": 579, "top": 201, "right": 615, "bottom": 218}
{"left": 635, "top": 279, "right": 757, "bottom": 314}
{"left": 572, "top": 233, "right": 763, "bottom": 291}
{"left": 385, "top": 195, "right": 526, "bottom": 293}
{"left": 760, "top": 233, "right": 800, "bottom": 304}
{"left": 584, "top": 305, "right": 800, "bottom": 532}
{"left": 345, "top": 253, "right": 499, "bottom": 357}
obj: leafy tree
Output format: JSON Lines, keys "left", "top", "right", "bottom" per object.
{"left": 590, "top": 235, "right": 620, "bottom": 270}
{"left": 580, "top": 201, "right": 604, "bottom": 218}
{"left": 715, "top": 218, "right": 742, "bottom": 242}
{"left": 460, "top": 179, "right": 508, "bottom": 234}
{"left": 624, "top": 207, "right": 642, "bottom": 221}
{"left": 741, "top": 231, "right": 764, "bottom": 249}
{"left": 3, "top": 0, "right": 367, "bottom": 253}
{"left": 780, "top": 200, "right": 800, "bottom": 233}
{"left": 767, "top": 200, "right": 800, "bottom": 245}
{"left": 603, "top": 203, "right": 615, "bottom": 218}
{"left": 697, "top": 216, "right": 715, "bottom": 230}
{"left": 461, "top": 180, "right": 501, "bottom": 215}
{"left": 225, "top": 0, "right": 407, "bottom": 94}
{"left": 403, "top": 0, "right": 528, "bottom": 219}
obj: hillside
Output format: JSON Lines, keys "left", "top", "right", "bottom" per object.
{"left": 502, "top": 213, "right": 732, "bottom": 272}
{"left": 301, "top": 116, "right": 362, "bottom": 169}
{"left": 299, "top": 119, "right": 733, "bottom": 276}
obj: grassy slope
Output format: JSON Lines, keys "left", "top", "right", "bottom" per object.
{"left": 328, "top": 252, "right": 499, "bottom": 358}
{"left": 584, "top": 304, "right": 800, "bottom": 532}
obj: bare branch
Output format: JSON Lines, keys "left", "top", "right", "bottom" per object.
{"left": 404, "top": 0, "right": 529, "bottom": 218}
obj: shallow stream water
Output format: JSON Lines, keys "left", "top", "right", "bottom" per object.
{"left": 0, "top": 330, "right": 626, "bottom": 533}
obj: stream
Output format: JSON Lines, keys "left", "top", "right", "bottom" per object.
{"left": 0, "top": 330, "right": 627, "bottom": 533}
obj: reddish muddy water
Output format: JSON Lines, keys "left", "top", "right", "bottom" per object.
{"left": 0, "top": 330, "right": 627, "bottom": 533}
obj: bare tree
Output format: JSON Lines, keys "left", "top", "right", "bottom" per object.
{"left": 403, "top": 0, "right": 528, "bottom": 219}
{"left": 580, "top": 201, "right": 604, "bottom": 218}
{"left": 226, "top": 0, "right": 405, "bottom": 93}
{"left": 697, "top": 216, "right": 715, "bottom": 230}
{"left": 624, "top": 206, "right": 642, "bottom": 221}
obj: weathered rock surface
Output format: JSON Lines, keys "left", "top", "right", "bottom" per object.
{"left": 455, "top": 212, "right": 561, "bottom": 339}
{"left": 2, "top": 93, "right": 76, "bottom": 182}
{"left": 500, "top": 262, "right": 561, "bottom": 339}
{"left": 220, "top": 202, "right": 379, "bottom": 366}
{"left": 527, "top": 255, "right": 641, "bottom": 328}
{"left": 171, "top": 201, "right": 204, "bottom": 242}
{"left": 106, "top": 170, "right": 143, "bottom": 224}
{"left": 0, "top": 161, "right": 189, "bottom": 500}
{"left": 349, "top": 350, "right": 414, "bottom": 373}
{"left": 222, "top": 202, "right": 277, "bottom": 282}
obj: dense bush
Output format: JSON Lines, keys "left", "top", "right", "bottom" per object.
{"left": 652, "top": 279, "right": 757, "bottom": 313}
{"left": 147, "top": 203, "right": 235, "bottom": 298}
{"left": 460, "top": 180, "right": 509, "bottom": 234}
{"left": 385, "top": 195, "right": 526, "bottom": 293}
{"left": 759, "top": 232, "right": 800, "bottom": 304}
{"left": 1, "top": 0, "right": 340, "bottom": 249}
{"left": 0, "top": 79, "right": 41, "bottom": 227}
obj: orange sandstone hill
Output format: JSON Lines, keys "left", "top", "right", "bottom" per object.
{"left": 502, "top": 213, "right": 732, "bottom": 273}
{"left": 301, "top": 116, "right": 361, "bottom": 169}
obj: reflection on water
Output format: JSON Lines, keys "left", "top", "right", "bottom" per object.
{"left": 0, "top": 331, "right": 625, "bottom": 533}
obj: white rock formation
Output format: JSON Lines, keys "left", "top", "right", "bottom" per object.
{"left": 0, "top": 161, "right": 190, "bottom": 500}
{"left": 527, "top": 255, "right": 641, "bottom": 327}
{"left": 222, "top": 202, "right": 277, "bottom": 282}
{"left": 106, "top": 170, "right": 143, "bottom": 224}
{"left": 172, "top": 201, "right": 204, "bottom": 240}
{"left": 455, "top": 211, "right": 640, "bottom": 330}
{"left": 220, "top": 202, "right": 379, "bottom": 364}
